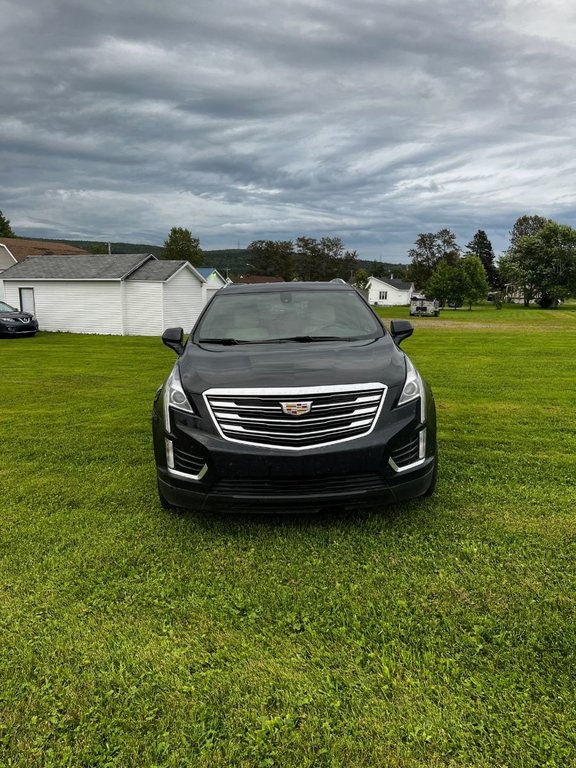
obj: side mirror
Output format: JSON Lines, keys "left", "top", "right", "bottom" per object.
{"left": 162, "top": 327, "right": 184, "bottom": 356}
{"left": 390, "top": 320, "right": 414, "bottom": 346}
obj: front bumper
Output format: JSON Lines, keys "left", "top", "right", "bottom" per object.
{"left": 157, "top": 459, "right": 436, "bottom": 513}
{"left": 0, "top": 322, "right": 38, "bottom": 335}
{"left": 152, "top": 394, "right": 436, "bottom": 513}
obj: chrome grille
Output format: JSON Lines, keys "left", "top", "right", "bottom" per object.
{"left": 204, "top": 383, "right": 387, "bottom": 450}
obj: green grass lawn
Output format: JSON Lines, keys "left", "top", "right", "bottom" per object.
{"left": 1, "top": 305, "right": 575, "bottom": 767}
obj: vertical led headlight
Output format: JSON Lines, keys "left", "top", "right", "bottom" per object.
{"left": 163, "top": 364, "right": 195, "bottom": 433}
{"left": 397, "top": 356, "right": 426, "bottom": 424}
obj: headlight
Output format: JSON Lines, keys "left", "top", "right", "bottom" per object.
{"left": 1, "top": 317, "right": 18, "bottom": 323}
{"left": 398, "top": 357, "right": 426, "bottom": 423}
{"left": 163, "top": 364, "right": 195, "bottom": 431}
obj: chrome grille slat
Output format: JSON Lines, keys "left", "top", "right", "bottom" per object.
{"left": 224, "top": 418, "right": 373, "bottom": 437}
{"left": 214, "top": 406, "right": 378, "bottom": 426}
{"left": 204, "top": 383, "right": 387, "bottom": 450}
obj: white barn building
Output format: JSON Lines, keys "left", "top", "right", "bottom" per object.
{"left": 0, "top": 253, "right": 206, "bottom": 336}
{"left": 197, "top": 267, "right": 228, "bottom": 305}
{"left": 367, "top": 276, "right": 414, "bottom": 306}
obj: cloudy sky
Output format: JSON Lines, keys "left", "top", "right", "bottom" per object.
{"left": 2, "top": 0, "right": 576, "bottom": 261}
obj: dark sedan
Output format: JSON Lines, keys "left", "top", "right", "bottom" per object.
{"left": 152, "top": 282, "right": 437, "bottom": 513}
{"left": 0, "top": 301, "right": 38, "bottom": 336}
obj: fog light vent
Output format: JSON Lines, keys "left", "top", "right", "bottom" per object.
{"left": 389, "top": 429, "right": 426, "bottom": 473}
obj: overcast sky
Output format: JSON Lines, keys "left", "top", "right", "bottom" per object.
{"left": 2, "top": 0, "right": 576, "bottom": 261}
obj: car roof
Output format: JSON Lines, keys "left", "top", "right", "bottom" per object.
{"left": 222, "top": 281, "right": 355, "bottom": 295}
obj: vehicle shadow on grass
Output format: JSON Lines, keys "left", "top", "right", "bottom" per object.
{"left": 169, "top": 497, "right": 433, "bottom": 534}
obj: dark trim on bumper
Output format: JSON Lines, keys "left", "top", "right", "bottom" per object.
{"left": 157, "top": 458, "right": 435, "bottom": 513}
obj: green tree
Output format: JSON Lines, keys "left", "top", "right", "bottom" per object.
{"left": 427, "top": 261, "right": 468, "bottom": 308}
{"left": 0, "top": 210, "right": 16, "bottom": 237}
{"left": 461, "top": 254, "right": 489, "bottom": 309}
{"left": 163, "top": 227, "right": 202, "bottom": 266}
{"left": 369, "top": 261, "right": 409, "bottom": 281}
{"left": 508, "top": 214, "right": 550, "bottom": 251}
{"left": 89, "top": 242, "right": 108, "bottom": 254}
{"left": 500, "top": 221, "right": 576, "bottom": 308}
{"left": 295, "top": 236, "right": 358, "bottom": 281}
{"left": 247, "top": 240, "right": 295, "bottom": 281}
{"left": 354, "top": 269, "right": 370, "bottom": 290}
{"left": 407, "top": 228, "right": 461, "bottom": 289}
{"left": 466, "top": 230, "right": 498, "bottom": 287}
{"left": 340, "top": 248, "right": 359, "bottom": 281}
{"left": 497, "top": 251, "right": 538, "bottom": 306}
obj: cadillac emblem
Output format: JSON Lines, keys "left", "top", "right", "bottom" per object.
{"left": 280, "top": 401, "right": 312, "bottom": 417}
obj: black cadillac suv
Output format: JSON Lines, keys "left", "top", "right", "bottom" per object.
{"left": 152, "top": 282, "right": 437, "bottom": 512}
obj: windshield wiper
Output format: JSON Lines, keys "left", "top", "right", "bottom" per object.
{"left": 199, "top": 335, "right": 356, "bottom": 345}
{"left": 198, "top": 337, "right": 241, "bottom": 345}
{"left": 264, "top": 335, "right": 346, "bottom": 343}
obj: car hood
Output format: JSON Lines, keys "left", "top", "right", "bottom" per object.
{"left": 179, "top": 336, "right": 407, "bottom": 392}
{"left": 0, "top": 311, "right": 34, "bottom": 320}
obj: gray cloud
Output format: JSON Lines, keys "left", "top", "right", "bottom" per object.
{"left": 2, "top": 0, "right": 576, "bottom": 259}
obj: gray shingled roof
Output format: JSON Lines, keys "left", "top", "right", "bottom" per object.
{"left": 1, "top": 253, "right": 152, "bottom": 280}
{"left": 126, "top": 259, "right": 188, "bottom": 281}
{"left": 372, "top": 276, "right": 413, "bottom": 290}
{"left": 387, "top": 278, "right": 413, "bottom": 290}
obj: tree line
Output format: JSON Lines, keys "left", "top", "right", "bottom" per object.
{"left": 4, "top": 209, "right": 576, "bottom": 307}
{"left": 161, "top": 229, "right": 405, "bottom": 283}
{"left": 405, "top": 215, "right": 576, "bottom": 308}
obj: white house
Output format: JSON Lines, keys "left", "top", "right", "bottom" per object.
{"left": 0, "top": 253, "right": 207, "bottom": 335}
{"left": 0, "top": 237, "right": 91, "bottom": 301}
{"left": 0, "top": 243, "right": 17, "bottom": 272}
{"left": 0, "top": 245, "right": 16, "bottom": 299}
{"left": 196, "top": 267, "right": 228, "bottom": 305}
{"left": 367, "top": 276, "right": 414, "bottom": 306}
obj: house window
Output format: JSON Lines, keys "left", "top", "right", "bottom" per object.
{"left": 379, "top": 291, "right": 387, "bottom": 300}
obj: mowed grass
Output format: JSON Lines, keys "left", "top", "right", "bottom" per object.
{"left": 0, "top": 305, "right": 575, "bottom": 767}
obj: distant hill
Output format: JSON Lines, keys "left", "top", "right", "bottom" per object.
{"left": 41, "top": 240, "right": 408, "bottom": 279}
{"left": 51, "top": 239, "right": 166, "bottom": 258}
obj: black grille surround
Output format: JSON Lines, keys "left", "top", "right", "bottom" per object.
{"left": 203, "top": 383, "right": 387, "bottom": 450}
{"left": 211, "top": 474, "right": 389, "bottom": 498}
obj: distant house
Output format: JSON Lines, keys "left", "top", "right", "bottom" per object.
{"left": 367, "top": 276, "right": 414, "bottom": 306}
{"left": 503, "top": 283, "right": 535, "bottom": 305}
{"left": 1, "top": 253, "right": 206, "bottom": 335}
{"left": 0, "top": 244, "right": 17, "bottom": 280}
{"left": 0, "top": 237, "right": 89, "bottom": 265}
{"left": 196, "top": 267, "right": 228, "bottom": 304}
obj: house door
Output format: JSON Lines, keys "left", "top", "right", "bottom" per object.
{"left": 19, "top": 287, "right": 35, "bottom": 315}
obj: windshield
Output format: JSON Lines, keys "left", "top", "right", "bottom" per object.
{"left": 195, "top": 289, "right": 383, "bottom": 343}
{"left": 0, "top": 301, "right": 17, "bottom": 313}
